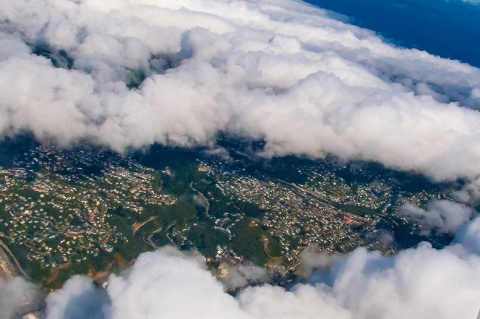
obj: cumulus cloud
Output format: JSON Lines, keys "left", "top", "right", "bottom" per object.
{"left": 399, "top": 200, "right": 476, "bottom": 235}
{"left": 0, "top": 276, "right": 42, "bottom": 319}
{"left": 45, "top": 276, "right": 109, "bottom": 319}
{"left": 46, "top": 247, "right": 248, "bottom": 319}
{"left": 3, "top": 1, "right": 480, "bottom": 318}
{"left": 217, "top": 263, "right": 269, "bottom": 290}
{"left": 0, "top": 0, "right": 480, "bottom": 181}
{"left": 453, "top": 177, "right": 480, "bottom": 204}
{"left": 296, "top": 245, "right": 344, "bottom": 278}
{"left": 41, "top": 216, "right": 480, "bottom": 319}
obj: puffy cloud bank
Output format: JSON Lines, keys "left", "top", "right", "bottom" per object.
{"left": 3, "top": 1, "right": 480, "bottom": 318}
{"left": 400, "top": 200, "right": 477, "bottom": 235}
{"left": 0, "top": 276, "right": 42, "bottom": 319}
{"left": 44, "top": 217, "right": 480, "bottom": 319}
{"left": 1, "top": 0, "right": 480, "bottom": 181}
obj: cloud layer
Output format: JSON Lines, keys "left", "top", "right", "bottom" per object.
{"left": 400, "top": 200, "right": 477, "bottom": 235}
{"left": 0, "top": 276, "right": 42, "bottom": 319}
{"left": 1, "top": 0, "right": 480, "bottom": 181}
{"left": 42, "top": 215, "right": 480, "bottom": 319}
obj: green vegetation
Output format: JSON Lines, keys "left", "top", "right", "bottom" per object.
{"left": 0, "top": 134, "right": 38, "bottom": 167}
{"left": 126, "top": 69, "right": 146, "bottom": 89}
{"left": 234, "top": 200, "right": 265, "bottom": 218}
{"left": 187, "top": 225, "right": 229, "bottom": 258}
{"left": 231, "top": 219, "right": 269, "bottom": 265}
{"left": 0, "top": 138, "right": 456, "bottom": 289}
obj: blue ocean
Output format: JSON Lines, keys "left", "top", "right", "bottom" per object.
{"left": 304, "top": 0, "right": 480, "bottom": 67}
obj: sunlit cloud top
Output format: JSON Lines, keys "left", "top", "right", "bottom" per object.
{"left": 1, "top": 0, "right": 480, "bottom": 181}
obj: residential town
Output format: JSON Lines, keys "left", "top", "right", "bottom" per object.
{"left": 195, "top": 158, "right": 449, "bottom": 268}
{"left": 0, "top": 144, "right": 176, "bottom": 271}
{"left": 0, "top": 141, "right": 452, "bottom": 287}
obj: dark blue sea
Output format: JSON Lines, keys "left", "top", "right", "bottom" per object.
{"left": 304, "top": 0, "right": 480, "bottom": 67}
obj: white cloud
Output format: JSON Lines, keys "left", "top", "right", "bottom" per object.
{"left": 46, "top": 276, "right": 108, "bottom": 319}
{"left": 461, "top": 0, "right": 480, "bottom": 4}
{"left": 0, "top": 0, "right": 479, "bottom": 180}
{"left": 296, "top": 246, "right": 344, "bottom": 278}
{"left": 45, "top": 247, "right": 249, "bottom": 319}
{"left": 218, "top": 263, "right": 269, "bottom": 290}
{"left": 399, "top": 200, "right": 476, "bottom": 235}
{"left": 43, "top": 216, "right": 480, "bottom": 319}
{"left": 2, "top": 1, "right": 480, "bottom": 318}
{"left": 453, "top": 177, "right": 480, "bottom": 204}
{"left": 0, "top": 276, "right": 42, "bottom": 319}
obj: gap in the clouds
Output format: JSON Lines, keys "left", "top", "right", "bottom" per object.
{"left": 0, "top": 133, "right": 468, "bottom": 292}
{"left": 30, "top": 44, "right": 183, "bottom": 89}
{"left": 125, "top": 54, "right": 185, "bottom": 89}
{"left": 304, "top": 0, "right": 480, "bottom": 67}
{"left": 32, "top": 44, "right": 74, "bottom": 69}
{"left": 125, "top": 68, "right": 146, "bottom": 89}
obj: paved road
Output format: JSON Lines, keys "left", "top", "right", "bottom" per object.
{"left": 0, "top": 239, "right": 27, "bottom": 277}
{"left": 0, "top": 246, "right": 16, "bottom": 278}
{"left": 273, "top": 178, "right": 338, "bottom": 207}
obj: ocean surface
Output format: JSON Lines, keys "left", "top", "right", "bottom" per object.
{"left": 304, "top": 0, "right": 480, "bottom": 67}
